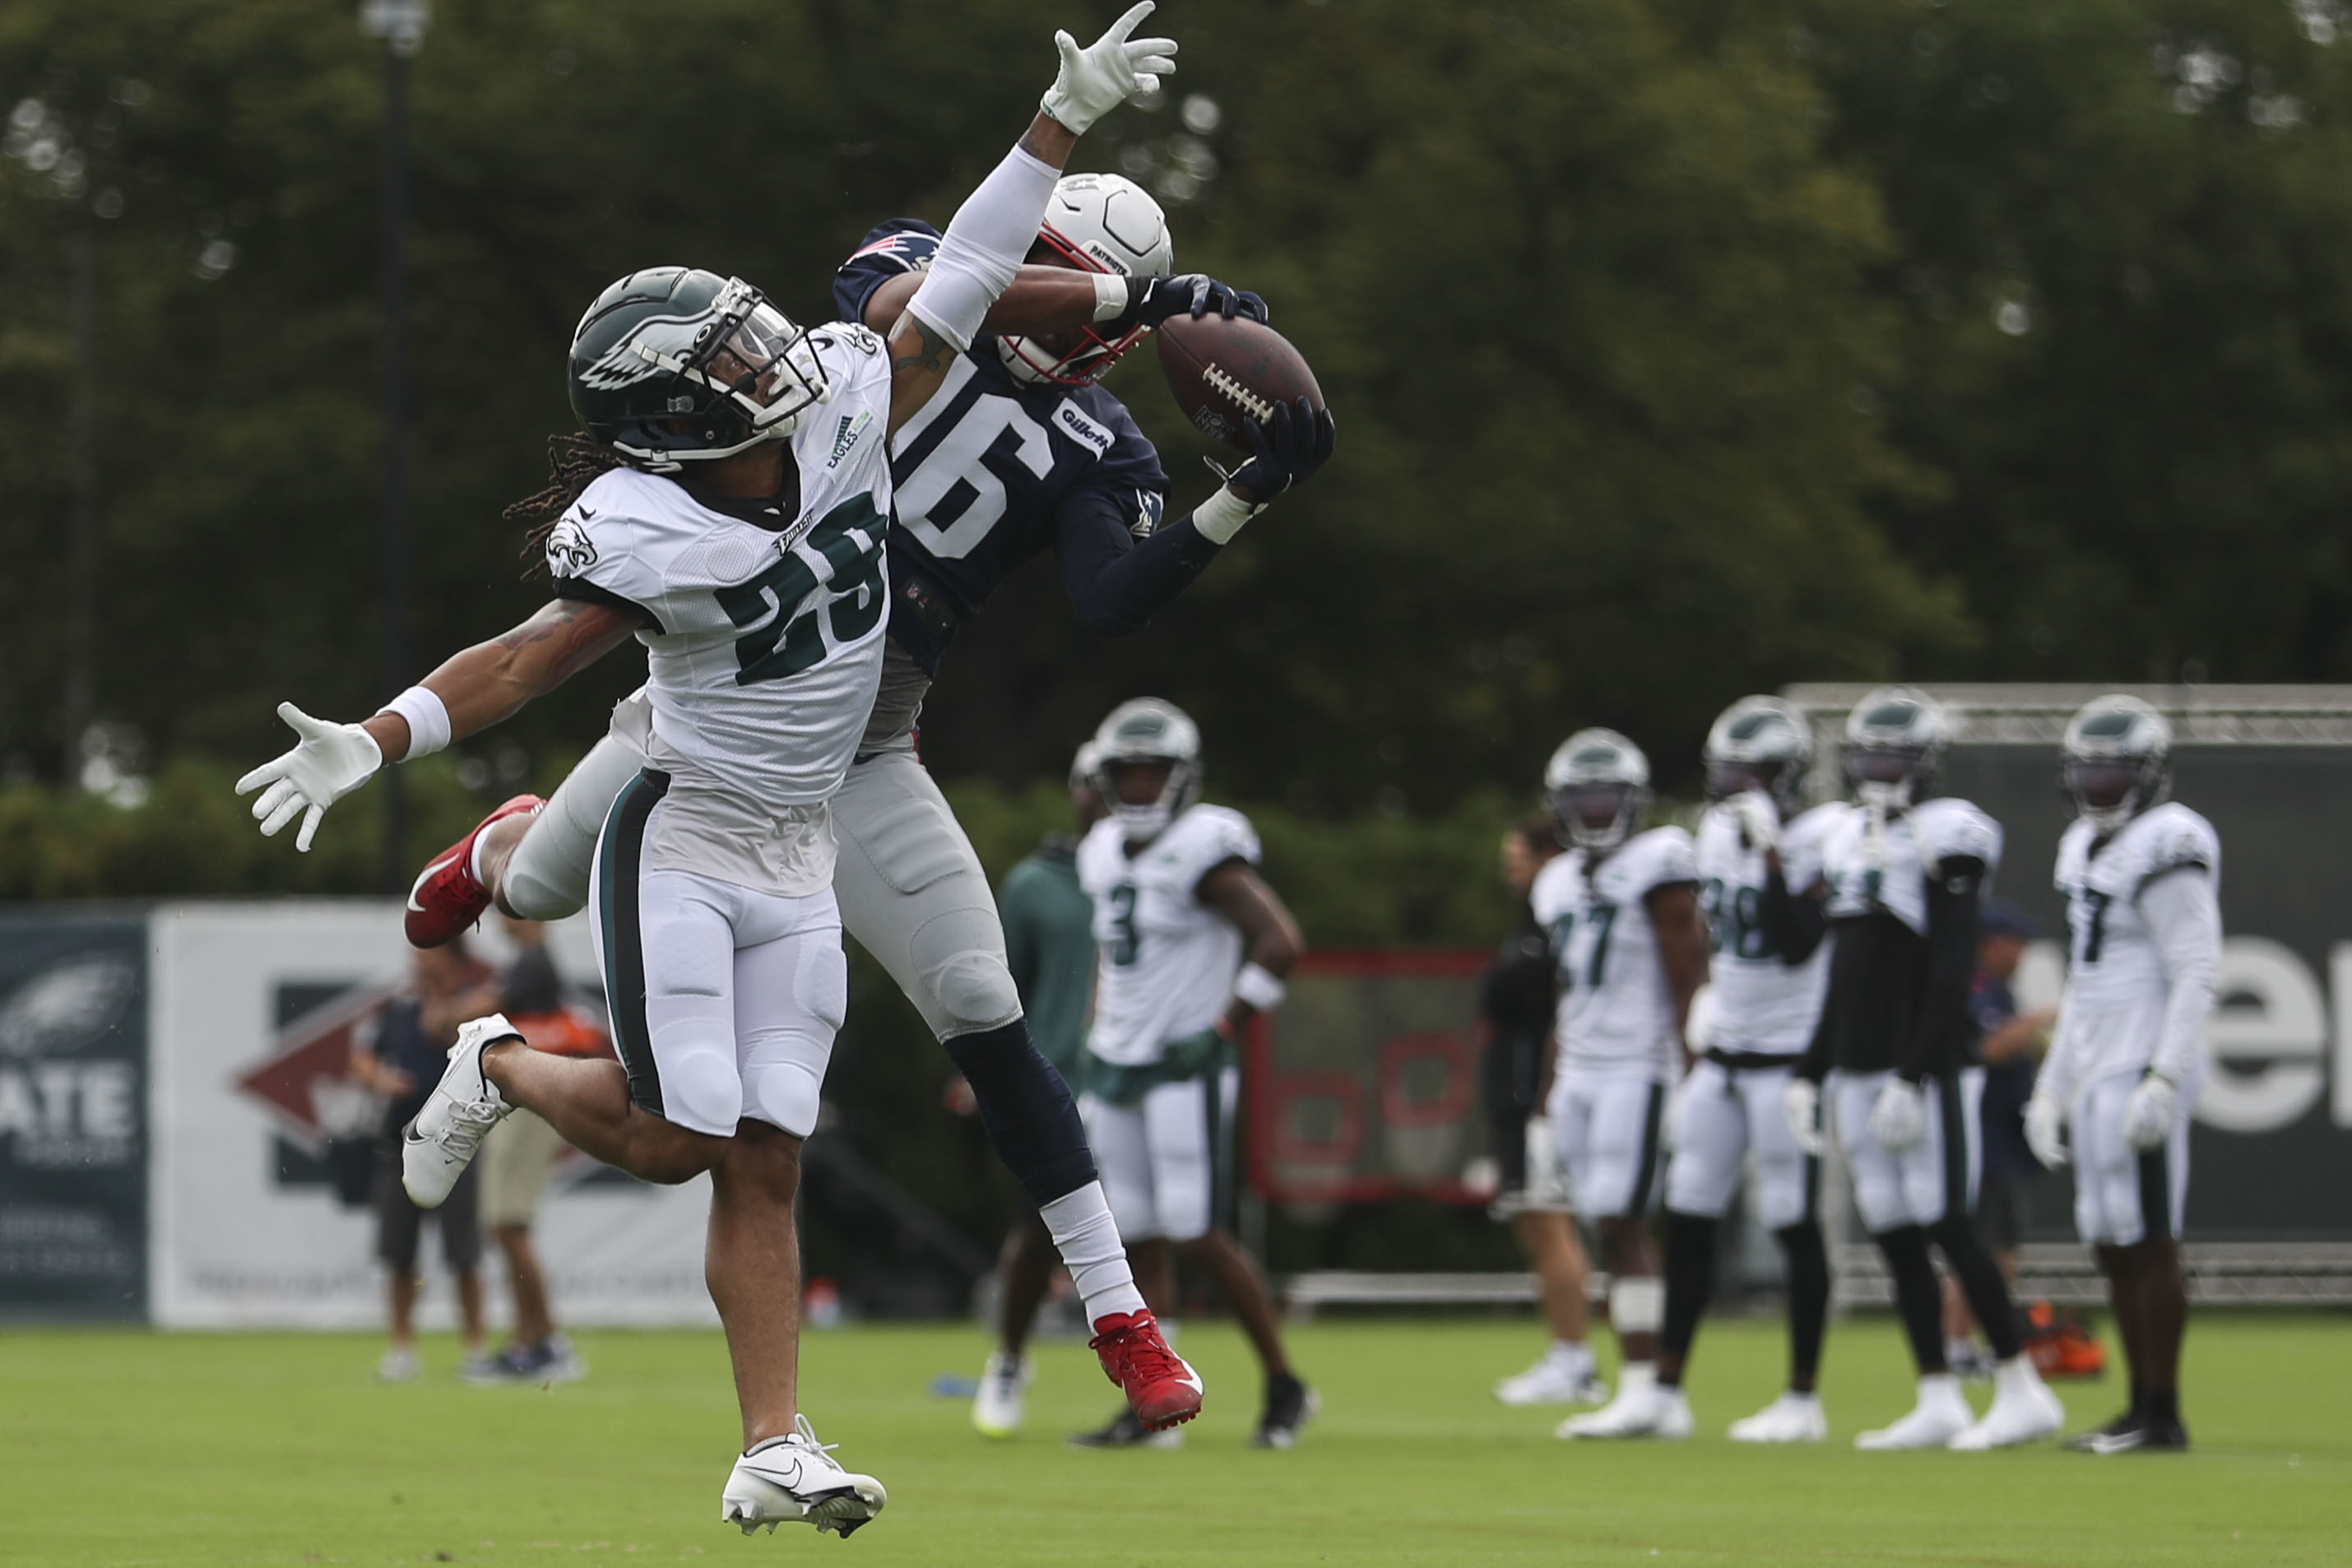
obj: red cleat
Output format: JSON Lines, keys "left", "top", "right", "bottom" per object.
{"left": 1088, "top": 1309, "right": 1204, "bottom": 1431}
{"left": 404, "top": 794, "right": 543, "bottom": 949}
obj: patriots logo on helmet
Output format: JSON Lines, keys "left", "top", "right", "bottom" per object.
{"left": 575, "top": 312, "right": 715, "bottom": 392}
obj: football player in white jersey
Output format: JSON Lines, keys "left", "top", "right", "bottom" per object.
{"left": 1530, "top": 731, "right": 1713, "bottom": 1440}
{"left": 1784, "top": 689, "right": 2065, "bottom": 1450}
{"left": 1069, "top": 698, "right": 1315, "bottom": 1450}
{"left": 1635, "top": 697, "right": 1846, "bottom": 1443}
{"left": 234, "top": 8, "right": 1182, "bottom": 1535}
{"left": 2025, "top": 696, "right": 2220, "bottom": 1454}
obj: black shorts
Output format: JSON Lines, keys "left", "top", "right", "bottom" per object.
{"left": 373, "top": 1138, "right": 482, "bottom": 1275}
{"left": 1975, "top": 1171, "right": 2032, "bottom": 1255}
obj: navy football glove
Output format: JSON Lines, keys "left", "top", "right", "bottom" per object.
{"left": 1122, "top": 272, "right": 1269, "bottom": 327}
{"left": 1212, "top": 396, "right": 1336, "bottom": 504}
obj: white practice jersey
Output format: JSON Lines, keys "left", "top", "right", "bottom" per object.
{"left": 1531, "top": 825, "right": 1700, "bottom": 1080}
{"left": 1078, "top": 804, "right": 1260, "bottom": 1069}
{"left": 1695, "top": 800, "right": 1849, "bottom": 1056}
{"left": 543, "top": 323, "right": 895, "bottom": 810}
{"left": 2052, "top": 802, "right": 2222, "bottom": 1084}
{"left": 1821, "top": 796, "right": 2002, "bottom": 935}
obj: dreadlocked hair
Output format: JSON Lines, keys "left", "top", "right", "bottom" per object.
{"left": 507, "top": 433, "right": 635, "bottom": 573}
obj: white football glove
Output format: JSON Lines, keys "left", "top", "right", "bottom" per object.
{"left": 1784, "top": 1077, "right": 1824, "bottom": 1157}
{"left": 234, "top": 702, "right": 383, "bottom": 852}
{"left": 2122, "top": 1073, "right": 2178, "bottom": 1152}
{"left": 1869, "top": 1077, "right": 1926, "bottom": 1153}
{"left": 2024, "top": 1093, "right": 2069, "bottom": 1170}
{"left": 1040, "top": 2, "right": 1177, "bottom": 133}
{"left": 1725, "top": 789, "right": 1780, "bottom": 855}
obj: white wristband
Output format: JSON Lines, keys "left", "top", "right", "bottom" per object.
{"left": 378, "top": 684, "right": 451, "bottom": 760}
{"left": 1092, "top": 271, "right": 1132, "bottom": 323}
{"left": 1233, "top": 962, "right": 1287, "bottom": 1013}
{"left": 1190, "top": 485, "right": 1263, "bottom": 545}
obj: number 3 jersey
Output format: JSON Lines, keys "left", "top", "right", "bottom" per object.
{"left": 1076, "top": 804, "right": 1260, "bottom": 1069}
{"left": 1695, "top": 800, "right": 1849, "bottom": 1057}
{"left": 2051, "top": 801, "right": 2222, "bottom": 1086}
{"left": 542, "top": 323, "right": 893, "bottom": 826}
{"left": 1530, "top": 825, "right": 1700, "bottom": 1083}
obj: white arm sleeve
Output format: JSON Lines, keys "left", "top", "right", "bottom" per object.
{"left": 2141, "top": 866, "right": 2222, "bottom": 1086}
{"left": 903, "top": 145, "right": 1060, "bottom": 354}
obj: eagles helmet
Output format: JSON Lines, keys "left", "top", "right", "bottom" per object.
{"left": 568, "top": 267, "right": 830, "bottom": 472}
{"left": 1090, "top": 697, "right": 1203, "bottom": 841}
{"left": 1703, "top": 695, "right": 1815, "bottom": 811}
{"left": 1543, "top": 728, "right": 1652, "bottom": 851}
{"left": 1000, "top": 174, "right": 1174, "bottom": 387}
{"left": 1842, "top": 686, "right": 1950, "bottom": 808}
{"left": 2061, "top": 694, "right": 2173, "bottom": 832}
{"left": 1069, "top": 738, "right": 1105, "bottom": 795}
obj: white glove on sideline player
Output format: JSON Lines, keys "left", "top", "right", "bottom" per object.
{"left": 1726, "top": 790, "right": 1779, "bottom": 855}
{"left": 1869, "top": 1078, "right": 1926, "bottom": 1153}
{"left": 2122, "top": 1074, "right": 2178, "bottom": 1152}
{"left": 1040, "top": 2, "right": 1176, "bottom": 133}
{"left": 2023, "top": 1094, "right": 2068, "bottom": 1169}
{"left": 1784, "top": 1079, "right": 1824, "bottom": 1157}
{"left": 235, "top": 702, "right": 383, "bottom": 852}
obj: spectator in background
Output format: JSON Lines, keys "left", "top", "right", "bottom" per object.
{"left": 1941, "top": 900, "right": 2058, "bottom": 1378}
{"left": 971, "top": 743, "right": 1108, "bottom": 1438}
{"left": 469, "top": 916, "right": 603, "bottom": 1385}
{"left": 350, "top": 939, "right": 502, "bottom": 1380}
{"left": 1486, "top": 816, "right": 1603, "bottom": 1408}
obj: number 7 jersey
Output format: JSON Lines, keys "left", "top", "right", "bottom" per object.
{"left": 540, "top": 323, "right": 894, "bottom": 808}
{"left": 1530, "top": 825, "right": 1700, "bottom": 1081}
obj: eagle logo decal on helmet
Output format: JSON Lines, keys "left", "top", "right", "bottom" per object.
{"left": 574, "top": 312, "right": 717, "bottom": 392}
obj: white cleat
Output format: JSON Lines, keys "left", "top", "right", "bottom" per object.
{"left": 401, "top": 1013, "right": 520, "bottom": 1208}
{"left": 1855, "top": 1375, "right": 1974, "bottom": 1450}
{"left": 721, "top": 1415, "right": 887, "bottom": 1538}
{"left": 1949, "top": 1358, "right": 2065, "bottom": 1450}
{"left": 1496, "top": 1355, "right": 1608, "bottom": 1407}
{"left": 1727, "top": 1391, "right": 1828, "bottom": 1444}
{"left": 972, "top": 1350, "right": 1032, "bottom": 1439}
{"left": 1555, "top": 1366, "right": 1691, "bottom": 1440}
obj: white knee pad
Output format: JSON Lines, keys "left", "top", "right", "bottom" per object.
{"left": 1610, "top": 1275, "right": 1664, "bottom": 1335}
{"left": 916, "top": 909, "right": 1023, "bottom": 1038}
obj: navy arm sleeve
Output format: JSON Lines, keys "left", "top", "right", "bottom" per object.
{"left": 1056, "top": 488, "right": 1223, "bottom": 635}
{"left": 1757, "top": 863, "right": 1830, "bottom": 965}
{"left": 1901, "top": 854, "right": 1987, "bottom": 1082}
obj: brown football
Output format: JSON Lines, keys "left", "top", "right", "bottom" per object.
{"left": 1154, "top": 313, "right": 1324, "bottom": 452}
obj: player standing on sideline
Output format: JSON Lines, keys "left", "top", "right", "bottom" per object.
{"left": 1069, "top": 698, "right": 1315, "bottom": 1450}
{"left": 970, "top": 741, "right": 1108, "bottom": 1438}
{"left": 236, "top": 9, "right": 1182, "bottom": 1534}
{"left": 1534, "top": 731, "right": 1712, "bottom": 1441}
{"left": 2025, "top": 696, "right": 2219, "bottom": 1453}
{"left": 1488, "top": 817, "right": 1605, "bottom": 1408}
{"left": 1784, "top": 689, "right": 2065, "bottom": 1450}
{"left": 1615, "top": 698, "right": 1844, "bottom": 1442}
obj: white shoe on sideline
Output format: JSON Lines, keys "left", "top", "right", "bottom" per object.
{"left": 1856, "top": 1375, "right": 1974, "bottom": 1450}
{"left": 972, "top": 1351, "right": 1032, "bottom": 1439}
{"left": 1496, "top": 1354, "right": 1607, "bottom": 1406}
{"left": 1728, "top": 1391, "right": 1828, "bottom": 1443}
{"left": 721, "top": 1415, "right": 887, "bottom": 1538}
{"left": 1950, "top": 1358, "right": 2065, "bottom": 1450}
{"left": 377, "top": 1345, "right": 420, "bottom": 1383}
{"left": 1556, "top": 1365, "right": 1691, "bottom": 1440}
{"left": 401, "top": 1013, "right": 520, "bottom": 1207}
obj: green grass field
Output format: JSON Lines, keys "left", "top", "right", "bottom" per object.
{"left": 3, "top": 1315, "right": 2347, "bottom": 1566}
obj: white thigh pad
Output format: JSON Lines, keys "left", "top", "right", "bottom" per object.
{"left": 1664, "top": 1060, "right": 1747, "bottom": 1220}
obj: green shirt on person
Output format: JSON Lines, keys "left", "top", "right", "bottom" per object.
{"left": 998, "top": 833, "right": 1096, "bottom": 1079}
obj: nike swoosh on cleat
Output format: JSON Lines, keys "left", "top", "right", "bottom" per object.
{"left": 407, "top": 854, "right": 462, "bottom": 912}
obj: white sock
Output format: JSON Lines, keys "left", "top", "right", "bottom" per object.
{"left": 468, "top": 824, "right": 496, "bottom": 884}
{"left": 1918, "top": 1372, "right": 1962, "bottom": 1403}
{"left": 1615, "top": 1362, "right": 1657, "bottom": 1397}
{"left": 1546, "top": 1338, "right": 1591, "bottom": 1369}
{"left": 1945, "top": 1336, "right": 1975, "bottom": 1366}
{"left": 1038, "top": 1183, "right": 1146, "bottom": 1324}
{"left": 1992, "top": 1355, "right": 2039, "bottom": 1394}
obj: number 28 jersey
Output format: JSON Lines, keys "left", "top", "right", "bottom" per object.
{"left": 542, "top": 324, "right": 894, "bottom": 809}
{"left": 1695, "top": 800, "right": 1849, "bottom": 1056}
{"left": 1076, "top": 805, "right": 1259, "bottom": 1069}
{"left": 1530, "top": 825, "right": 1700, "bottom": 1082}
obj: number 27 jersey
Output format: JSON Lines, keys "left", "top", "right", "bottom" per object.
{"left": 1530, "top": 825, "right": 1699, "bottom": 1081}
{"left": 542, "top": 324, "right": 894, "bottom": 808}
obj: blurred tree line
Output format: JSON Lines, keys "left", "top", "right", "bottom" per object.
{"left": 12, "top": 0, "right": 2348, "bottom": 1279}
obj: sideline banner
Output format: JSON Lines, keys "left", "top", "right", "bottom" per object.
{"left": 148, "top": 901, "right": 716, "bottom": 1329}
{"left": 0, "top": 913, "right": 149, "bottom": 1320}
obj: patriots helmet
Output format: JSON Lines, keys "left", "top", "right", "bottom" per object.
{"left": 999, "top": 174, "right": 1175, "bottom": 387}
{"left": 1544, "top": 728, "right": 1653, "bottom": 851}
{"left": 568, "top": 267, "right": 830, "bottom": 472}
{"left": 2061, "top": 694, "right": 2173, "bottom": 832}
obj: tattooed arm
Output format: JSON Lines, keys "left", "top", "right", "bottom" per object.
{"left": 362, "top": 600, "right": 638, "bottom": 762}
